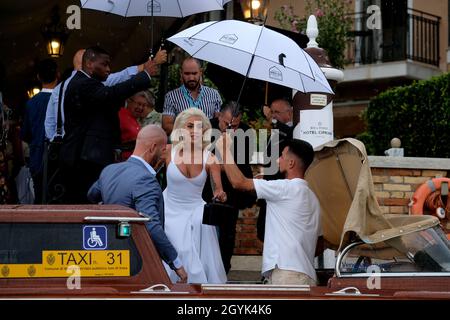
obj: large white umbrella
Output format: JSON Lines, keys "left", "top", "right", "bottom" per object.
{"left": 80, "top": 0, "right": 228, "bottom": 17}
{"left": 167, "top": 19, "right": 333, "bottom": 101}
{"left": 80, "top": 0, "right": 229, "bottom": 54}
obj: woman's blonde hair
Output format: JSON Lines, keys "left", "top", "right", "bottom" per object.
{"left": 170, "top": 108, "right": 212, "bottom": 149}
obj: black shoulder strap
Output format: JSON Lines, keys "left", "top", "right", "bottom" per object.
{"left": 56, "top": 80, "right": 65, "bottom": 136}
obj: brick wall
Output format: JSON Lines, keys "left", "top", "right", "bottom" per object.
{"left": 234, "top": 156, "right": 450, "bottom": 255}
{"left": 372, "top": 168, "right": 450, "bottom": 214}
{"left": 235, "top": 206, "right": 263, "bottom": 255}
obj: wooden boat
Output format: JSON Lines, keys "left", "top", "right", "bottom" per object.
{"left": 0, "top": 139, "right": 449, "bottom": 299}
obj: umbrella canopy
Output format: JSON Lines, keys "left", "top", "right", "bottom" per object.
{"left": 167, "top": 20, "right": 333, "bottom": 95}
{"left": 305, "top": 138, "right": 438, "bottom": 252}
{"left": 80, "top": 0, "right": 227, "bottom": 17}
{"left": 80, "top": 0, "right": 229, "bottom": 55}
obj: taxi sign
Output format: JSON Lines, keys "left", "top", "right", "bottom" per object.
{"left": 0, "top": 250, "right": 130, "bottom": 278}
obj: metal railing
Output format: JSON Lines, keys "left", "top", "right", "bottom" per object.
{"left": 345, "top": 8, "right": 440, "bottom": 67}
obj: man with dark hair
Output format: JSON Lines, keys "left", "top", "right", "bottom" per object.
{"left": 162, "top": 57, "right": 222, "bottom": 135}
{"left": 21, "top": 58, "right": 59, "bottom": 204}
{"left": 45, "top": 48, "right": 152, "bottom": 142}
{"left": 203, "top": 101, "right": 256, "bottom": 273}
{"left": 61, "top": 45, "right": 166, "bottom": 203}
{"left": 81, "top": 46, "right": 110, "bottom": 65}
{"left": 36, "top": 59, "right": 59, "bottom": 84}
{"left": 216, "top": 136, "right": 321, "bottom": 286}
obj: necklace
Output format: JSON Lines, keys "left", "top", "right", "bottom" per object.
{"left": 181, "top": 85, "right": 203, "bottom": 108}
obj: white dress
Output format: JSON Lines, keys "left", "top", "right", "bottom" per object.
{"left": 163, "top": 148, "right": 227, "bottom": 284}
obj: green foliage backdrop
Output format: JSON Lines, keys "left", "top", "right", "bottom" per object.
{"left": 274, "top": 0, "right": 352, "bottom": 69}
{"left": 358, "top": 73, "right": 450, "bottom": 157}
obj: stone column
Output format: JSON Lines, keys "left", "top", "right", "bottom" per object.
{"left": 292, "top": 15, "right": 344, "bottom": 148}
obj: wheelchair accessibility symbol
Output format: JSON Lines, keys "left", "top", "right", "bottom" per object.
{"left": 83, "top": 226, "right": 107, "bottom": 250}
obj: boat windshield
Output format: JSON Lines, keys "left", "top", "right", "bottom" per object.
{"left": 339, "top": 226, "right": 450, "bottom": 274}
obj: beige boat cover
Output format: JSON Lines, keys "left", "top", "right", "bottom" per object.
{"left": 305, "top": 138, "right": 438, "bottom": 252}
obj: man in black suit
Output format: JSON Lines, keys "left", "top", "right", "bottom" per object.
{"left": 203, "top": 101, "right": 256, "bottom": 273}
{"left": 257, "top": 98, "right": 294, "bottom": 242}
{"left": 61, "top": 46, "right": 167, "bottom": 203}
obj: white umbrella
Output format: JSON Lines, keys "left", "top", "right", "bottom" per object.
{"left": 167, "top": 20, "right": 333, "bottom": 100}
{"left": 80, "top": 0, "right": 228, "bottom": 54}
{"left": 80, "top": 0, "right": 227, "bottom": 17}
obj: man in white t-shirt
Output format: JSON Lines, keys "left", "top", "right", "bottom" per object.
{"left": 216, "top": 135, "right": 321, "bottom": 285}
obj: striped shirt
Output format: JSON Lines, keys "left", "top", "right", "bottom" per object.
{"left": 163, "top": 85, "right": 222, "bottom": 119}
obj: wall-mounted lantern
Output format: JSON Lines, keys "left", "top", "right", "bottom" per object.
{"left": 240, "top": 0, "right": 270, "bottom": 25}
{"left": 41, "top": 6, "right": 69, "bottom": 58}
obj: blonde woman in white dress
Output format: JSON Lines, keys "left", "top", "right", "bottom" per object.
{"left": 162, "top": 108, "right": 227, "bottom": 284}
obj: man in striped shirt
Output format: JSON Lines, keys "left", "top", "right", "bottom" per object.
{"left": 162, "top": 57, "right": 222, "bottom": 135}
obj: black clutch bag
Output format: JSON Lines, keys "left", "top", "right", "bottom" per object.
{"left": 202, "top": 199, "right": 233, "bottom": 226}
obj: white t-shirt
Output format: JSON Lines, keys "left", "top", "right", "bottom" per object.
{"left": 254, "top": 178, "right": 321, "bottom": 281}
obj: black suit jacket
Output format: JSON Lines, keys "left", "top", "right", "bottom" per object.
{"left": 203, "top": 119, "right": 256, "bottom": 211}
{"left": 62, "top": 70, "right": 151, "bottom": 167}
{"left": 257, "top": 120, "right": 294, "bottom": 241}
{"left": 266, "top": 120, "right": 293, "bottom": 160}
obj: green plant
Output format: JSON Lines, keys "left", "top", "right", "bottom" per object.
{"left": 242, "top": 106, "right": 273, "bottom": 153}
{"left": 274, "top": 0, "right": 353, "bottom": 69}
{"left": 357, "top": 72, "right": 450, "bottom": 157}
{"left": 167, "top": 63, "right": 181, "bottom": 92}
{"left": 242, "top": 107, "right": 268, "bottom": 130}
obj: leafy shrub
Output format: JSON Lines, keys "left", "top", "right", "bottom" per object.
{"left": 358, "top": 73, "right": 450, "bottom": 157}
{"left": 274, "top": 0, "right": 353, "bottom": 69}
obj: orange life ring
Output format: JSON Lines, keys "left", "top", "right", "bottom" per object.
{"left": 410, "top": 177, "right": 450, "bottom": 240}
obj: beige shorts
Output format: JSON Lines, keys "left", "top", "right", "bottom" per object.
{"left": 267, "top": 267, "right": 317, "bottom": 286}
